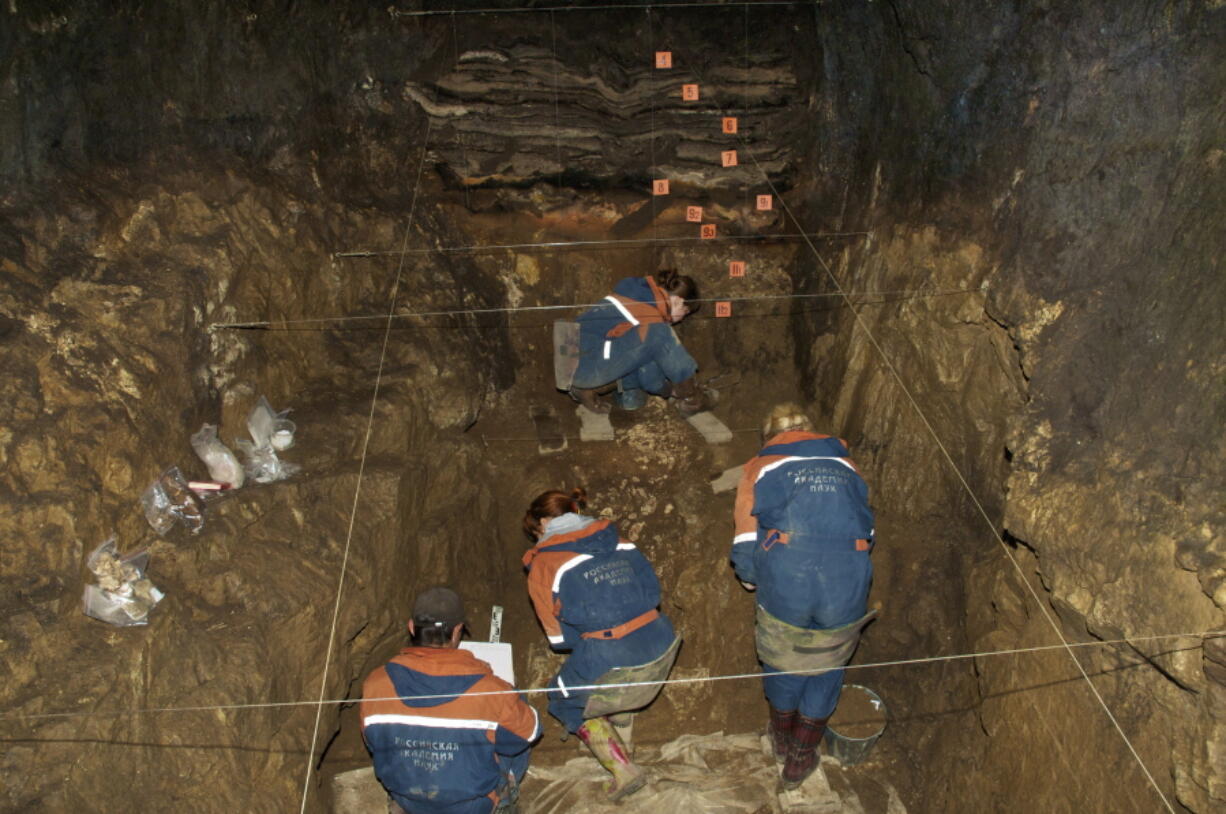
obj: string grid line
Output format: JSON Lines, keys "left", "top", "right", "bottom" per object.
{"left": 2, "top": 631, "right": 1217, "bottom": 724}
{"left": 208, "top": 287, "right": 981, "bottom": 331}
{"left": 296, "top": 118, "right": 435, "bottom": 814}
{"left": 677, "top": 20, "right": 1179, "bottom": 810}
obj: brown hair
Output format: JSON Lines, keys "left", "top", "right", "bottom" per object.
{"left": 653, "top": 269, "right": 698, "bottom": 305}
{"left": 523, "top": 487, "right": 588, "bottom": 541}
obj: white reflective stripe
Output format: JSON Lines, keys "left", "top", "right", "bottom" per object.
{"left": 552, "top": 554, "right": 593, "bottom": 593}
{"left": 547, "top": 633, "right": 566, "bottom": 644}
{"left": 616, "top": 542, "right": 636, "bottom": 550}
{"left": 732, "top": 532, "right": 756, "bottom": 544}
{"left": 602, "top": 339, "right": 612, "bottom": 360}
{"left": 755, "top": 455, "right": 856, "bottom": 483}
{"left": 363, "top": 713, "right": 497, "bottom": 731}
{"left": 604, "top": 295, "right": 639, "bottom": 326}
{"left": 527, "top": 707, "right": 542, "bottom": 741}
{"left": 556, "top": 675, "right": 570, "bottom": 698}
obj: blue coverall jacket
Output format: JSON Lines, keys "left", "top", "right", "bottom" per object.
{"left": 731, "top": 431, "right": 875, "bottom": 718}
{"left": 523, "top": 513, "right": 676, "bottom": 731}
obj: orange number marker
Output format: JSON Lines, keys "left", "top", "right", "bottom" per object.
{"left": 721, "top": 150, "right": 738, "bottom": 167}
{"left": 729, "top": 261, "right": 746, "bottom": 278}
{"left": 756, "top": 194, "right": 773, "bottom": 211}
{"left": 655, "top": 51, "right": 672, "bottom": 69}
{"left": 700, "top": 224, "right": 717, "bottom": 239}
{"left": 653, "top": 179, "right": 670, "bottom": 195}
{"left": 682, "top": 84, "right": 699, "bottom": 101}
{"left": 686, "top": 206, "right": 703, "bottom": 222}
{"left": 715, "top": 301, "right": 732, "bottom": 317}
{"left": 722, "top": 117, "right": 738, "bottom": 134}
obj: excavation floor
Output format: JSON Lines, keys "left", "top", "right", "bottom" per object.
{"left": 321, "top": 356, "right": 982, "bottom": 811}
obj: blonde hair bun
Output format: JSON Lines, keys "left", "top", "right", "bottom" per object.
{"left": 762, "top": 402, "right": 813, "bottom": 439}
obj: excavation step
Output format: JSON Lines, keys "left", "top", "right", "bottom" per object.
{"left": 530, "top": 405, "right": 567, "bottom": 455}
{"left": 711, "top": 464, "right": 744, "bottom": 494}
{"left": 331, "top": 766, "right": 384, "bottom": 814}
{"left": 685, "top": 411, "right": 733, "bottom": 444}
{"left": 575, "top": 404, "right": 615, "bottom": 441}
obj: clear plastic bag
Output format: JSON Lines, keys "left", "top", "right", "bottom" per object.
{"left": 82, "top": 538, "right": 165, "bottom": 627}
{"left": 238, "top": 396, "right": 300, "bottom": 483}
{"left": 140, "top": 466, "right": 205, "bottom": 535}
{"left": 236, "top": 440, "right": 301, "bottom": 484}
{"left": 190, "top": 424, "right": 245, "bottom": 488}
{"left": 247, "top": 396, "right": 295, "bottom": 450}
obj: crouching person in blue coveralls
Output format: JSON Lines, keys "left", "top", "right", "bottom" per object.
{"left": 731, "top": 404, "right": 877, "bottom": 790}
{"left": 361, "top": 587, "right": 540, "bottom": 814}
{"left": 521, "top": 488, "right": 678, "bottom": 801}
{"left": 569, "top": 269, "right": 708, "bottom": 416}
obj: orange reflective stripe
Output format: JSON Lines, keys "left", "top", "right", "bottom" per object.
{"left": 581, "top": 608, "right": 660, "bottom": 640}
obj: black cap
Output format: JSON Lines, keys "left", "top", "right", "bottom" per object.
{"left": 412, "top": 586, "right": 465, "bottom": 630}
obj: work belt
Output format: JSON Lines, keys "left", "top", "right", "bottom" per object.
{"left": 582, "top": 608, "right": 660, "bottom": 640}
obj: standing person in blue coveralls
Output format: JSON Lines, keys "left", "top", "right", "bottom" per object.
{"left": 521, "top": 488, "right": 676, "bottom": 801}
{"left": 568, "top": 269, "right": 709, "bottom": 416}
{"left": 730, "top": 403, "right": 876, "bottom": 790}
{"left": 361, "top": 587, "right": 540, "bottom": 814}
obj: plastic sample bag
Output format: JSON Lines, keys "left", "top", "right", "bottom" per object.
{"left": 140, "top": 466, "right": 205, "bottom": 535}
{"left": 238, "top": 396, "right": 300, "bottom": 483}
{"left": 235, "top": 439, "right": 301, "bottom": 483}
{"left": 190, "top": 424, "right": 245, "bottom": 488}
{"left": 81, "top": 538, "right": 165, "bottom": 627}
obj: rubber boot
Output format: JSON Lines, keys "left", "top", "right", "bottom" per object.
{"left": 577, "top": 717, "right": 649, "bottom": 801}
{"left": 780, "top": 714, "right": 828, "bottom": 790}
{"left": 671, "top": 377, "right": 709, "bottom": 417}
{"left": 768, "top": 707, "right": 797, "bottom": 765}
{"left": 608, "top": 712, "right": 635, "bottom": 756}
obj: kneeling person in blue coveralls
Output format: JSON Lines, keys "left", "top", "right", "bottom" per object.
{"left": 731, "top": 404, "right": 876, "bottom": 790}
{"left": 521, "top": 488, "right": 677, "bottom": 801}
{"left": 569, "top": 269, "right": 708, "bottom": 416}
{"left": 361, "top": 587, "right": 540, "bottom": 814}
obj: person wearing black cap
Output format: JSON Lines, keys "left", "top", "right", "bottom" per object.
{"left": 361, "top": 587, "right": 540, "bottom": 814}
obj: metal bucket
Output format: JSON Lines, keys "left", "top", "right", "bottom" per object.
{"left": 822, "top": 684, "right": 886, "bottom": 766}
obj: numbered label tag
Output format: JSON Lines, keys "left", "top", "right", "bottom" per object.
{"left": 756, "top": 194, "right": 773, "bottom": 211}
{"left": 729, "top": 261, "right": 746, "bottom": 278}
{"left": 721, "top": 150, "right": 738, "bottom": 167}
{"left": 655, "top": 51, "right": 672, "bottom": 69}
{"left": 722, "top": 117, "right": 738, "bottom": 134}
{"left": 682, "top": 84, "right": 700, "bottom": 101}
{"left": 653, "top": 179, "right": 670, "bottom": 195}
{"left": 700, "top": 223, "right": 717, "bottom": 239}
{"left": 715, "top": 301, "right": 732, "bottom": 317}
{"left": 686, "top": 206, "right": 703, "bottom": 222}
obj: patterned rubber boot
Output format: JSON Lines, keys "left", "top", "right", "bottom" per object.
{"left": 780, "top": 714, "right": 828, "bottom": 790}
{"left": 577, "top": 717, "right": 649, "bottom": 801}
{"left": 768, "top": 707, "right": 798, "bottom": 765}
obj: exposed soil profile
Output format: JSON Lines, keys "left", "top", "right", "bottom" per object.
{"left": 1, "top": 2, "right": 1223, "bottom": 813}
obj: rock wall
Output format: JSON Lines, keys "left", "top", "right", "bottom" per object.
{"left": 1, "top": 1, "right": 1223, "bottom": 812}
{"left": 795, "top": 1, "right": 1225, "bottom": 810}
{"left": 0, "top": 162, "right": 515, "bottom": 811}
